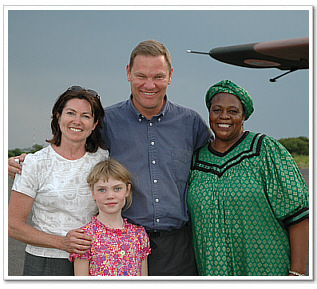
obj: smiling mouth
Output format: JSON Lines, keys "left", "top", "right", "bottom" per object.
{"left": 217, "top": 124, "right": 232, "bottom": 128}
{"left": 142, "top": 91, "right": 157, "bottom": 96}
{"left": 69, "top": 128, "right": 82, "bottom": 132}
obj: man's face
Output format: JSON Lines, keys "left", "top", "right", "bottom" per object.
{"left": 127, "top": 55, "right": 173, "bottom": 119}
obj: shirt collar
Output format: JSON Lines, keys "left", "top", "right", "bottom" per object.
{"left": 128, "top": 94, "right": 169, "bottom": 119}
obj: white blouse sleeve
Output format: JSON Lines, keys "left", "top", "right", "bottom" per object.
{"left": 12, "top": 153, "right": 40, "bottom": 199}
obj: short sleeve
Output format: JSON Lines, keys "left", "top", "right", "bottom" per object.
{"left": 12, "top": 153, "right": 40, "bottom": 198}
{"left": 139, "top": 227, "right": 151, "bottom": 260}
{"left": 69, "top": 250, "right": 90, "bottom": 262}
{"left": 260, "top": 136, "right": 309, "bottom": 225}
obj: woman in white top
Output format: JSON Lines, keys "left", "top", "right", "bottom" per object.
{"left": 8, "top": 86, "right": 109, "bottom": 276}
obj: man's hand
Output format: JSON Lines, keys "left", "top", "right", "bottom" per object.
{"left": 8, "top": 154, "right": 27, "bottom": 179}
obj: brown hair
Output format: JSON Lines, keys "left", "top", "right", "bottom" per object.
{"left": 129, "top": 39, "right": 172, "bottom": 74}
{"left": 46, "top": 87, "right": 105, "bottom": 153}
{"left": 87, "top": 158, "right": 133, "bottom": 211}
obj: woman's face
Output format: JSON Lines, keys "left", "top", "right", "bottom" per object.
{"left": 58, "top": 98, "right": 97, "bottom": 146}
{"left": 209, "top": 93, "right": 245, "bottom": 144}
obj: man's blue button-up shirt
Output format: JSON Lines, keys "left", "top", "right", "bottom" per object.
{"left": 102, "top": 97, "right": 212, "bottom": 231}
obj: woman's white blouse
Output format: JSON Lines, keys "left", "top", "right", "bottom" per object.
{"left": 12, "top": 145, "right": 109, "bottom": 258}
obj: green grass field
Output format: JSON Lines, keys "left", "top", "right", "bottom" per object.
{"left": 293, "top": 154, "right": 309, "bottom": 169}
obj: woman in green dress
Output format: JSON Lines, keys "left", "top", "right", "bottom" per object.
{"left": 187, "top": 80, "right": 309, "bottom": 276}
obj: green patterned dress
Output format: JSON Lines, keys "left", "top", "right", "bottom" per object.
{"left": 187, "top": 131, "right": 309, "bottom": 276}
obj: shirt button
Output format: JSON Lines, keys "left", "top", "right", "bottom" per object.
{"left": 155, "top": 198, "right": 159, "bottom": 203}
{"left": 153, "top": 179, "right": 158, "bottom": 183}
{"left": 156, "top": 219, "right": 160, "bottom": 223}
{"left": 149, "top": 123, "right": 153, "bottom": 127}
{"left": 151, "top": 141, "right": 155, "bottom": 146}
{"left": 152, "top": 160, "right": 156, "bottom": 164}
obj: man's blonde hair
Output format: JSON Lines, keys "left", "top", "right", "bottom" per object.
{"left": 129, "top": 39, "right": 172, "bottom": 74}
{"left": 87, "top": 158, "right": 133, "bottom": 210}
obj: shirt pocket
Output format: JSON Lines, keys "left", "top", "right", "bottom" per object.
{"left": 171, "top": 148, "right": 193, "bottom": 183}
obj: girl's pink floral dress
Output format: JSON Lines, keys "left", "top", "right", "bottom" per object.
{"left": 69, "top": 216, "right": 151, "bottom": 276}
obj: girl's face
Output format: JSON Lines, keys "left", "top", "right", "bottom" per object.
{"left": 92, "top": 177, "right": 131, "bottom": 217}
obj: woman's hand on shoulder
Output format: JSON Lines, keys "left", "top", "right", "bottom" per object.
{"left": 62, "top": 228, "right": 93, "bottom": 254}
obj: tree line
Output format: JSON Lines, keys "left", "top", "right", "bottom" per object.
{"left": 8, "top": 144, "right": 44, "bottom": 158}
{"left": 8, "top": 137, "right": 309, "bottom": 158}
{"left": 278, "top": 136, "right": 309, "bottom": 156}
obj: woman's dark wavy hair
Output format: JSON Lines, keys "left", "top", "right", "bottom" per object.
{"left": 46, "top": 88, "right": 106, "bottom": 153}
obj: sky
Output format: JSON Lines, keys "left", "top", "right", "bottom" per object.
{"left": 5, "top": 6, "right": 311, "bottom": 150}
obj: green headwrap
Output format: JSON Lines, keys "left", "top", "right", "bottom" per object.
{"left": 205, "top": 80, "right": 254, "bottom": 120}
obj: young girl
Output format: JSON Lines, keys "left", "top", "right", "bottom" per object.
{"left": 69, "top": 159, "right": 151, "bottom": 276}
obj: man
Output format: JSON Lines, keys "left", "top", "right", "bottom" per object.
{"left": 9, "top": 40, "right": 212, "bottom": 276}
